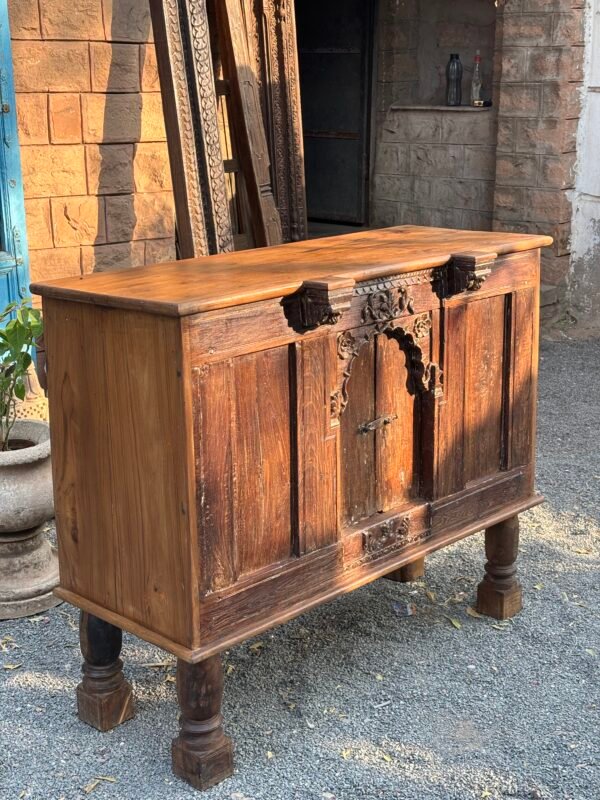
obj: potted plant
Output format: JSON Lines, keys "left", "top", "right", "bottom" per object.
{"left": 0, "top": 299, "right": 59, "bottom": 619}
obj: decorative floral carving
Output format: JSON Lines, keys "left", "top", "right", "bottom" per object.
{"left": 361, "top": 286, "right": 416, "bottom": 332}
{"left": 398, "top": 287, "right": 415, "bottom": 315}
{"left": 450, "top": 252, "right": 496, "bottom": 294}
{"left": 363, "top": 515, "right": 413, "bottom": 556}
{"left": 465, "top": 270, "right": 489, "bottom": 292}
{"left": 330, "top": 390, "right": 344, "bottom": 420}
{"left": 337, "top": 331, "right": 358, "bottom": 360}
{"left": 413, "top": 314, "right": 432, "bottom": 340}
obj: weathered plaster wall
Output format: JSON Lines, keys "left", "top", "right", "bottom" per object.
{"left": 8, "top": 0, "right": 175, "bottom": 286}
{"left": 570, "top": 0, "right": 600, "bottom": 318}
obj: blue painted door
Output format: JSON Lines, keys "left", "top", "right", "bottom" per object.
{"left": 0, "top": 1, "right": 29, "bottom": 313}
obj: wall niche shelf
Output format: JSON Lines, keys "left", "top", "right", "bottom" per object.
{"left": 390, "top": 105, "right": 493, "bottom": 113}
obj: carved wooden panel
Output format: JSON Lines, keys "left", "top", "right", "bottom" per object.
{"left": 149, "top": 0, "right": 306, "bottom": 256}
{"left": 247, "top": 0, "right": 307, "bottom": 242}
{"left": 215, "top": 0, "right": 283, "bottom": 247}
{"left": 149, "top": 0, "right": 234, "bottom": 257}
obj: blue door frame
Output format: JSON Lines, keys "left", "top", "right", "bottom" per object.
{"left": 0, "top": 1, "right": 29, "bottom": 313}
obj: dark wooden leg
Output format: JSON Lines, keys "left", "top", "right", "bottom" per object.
{"left": 386, "top": 557, "right": 425, "bottom": 583}
{"left": 76, "top": 611, "right": 135, "bottom": 732}
{"left": 172, "top": 655, "right": 234, "bottom": 791}
{"left": 476, "top": 516, "right": 523, "bottom": 620}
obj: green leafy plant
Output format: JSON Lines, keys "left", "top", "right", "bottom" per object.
{"left": 0, "top": 300, "right": 43, "bottom": 451}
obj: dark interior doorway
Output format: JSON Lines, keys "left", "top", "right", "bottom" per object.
{"left": 296, "top": 0, "right": 375, "bottom": 227}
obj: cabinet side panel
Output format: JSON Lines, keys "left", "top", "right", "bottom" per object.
{"left": 44, "top": 299, "right": 194, "bottom": 647}
{"left": 232, "top": 347, "right": 293, "bottom": 575}
{"left": 463, "top": 295, "right": 506, "bottom": 483}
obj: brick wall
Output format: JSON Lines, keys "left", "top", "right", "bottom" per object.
{"left": 8, "top": 0, "right": 175, "bottom": 285}
{"left": 492, "top": 0, "right": 584, "bottom": 293}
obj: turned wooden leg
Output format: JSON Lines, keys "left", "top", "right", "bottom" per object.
{"left": 386, "top": 557, "right": 425, "bottom": 583}
{"left": 476, "top": 516, "right": 523, "bottom": 620}
{"left": 76, "top": 611, "right": 135, "bottom": 732}
{"left": 172, "top": 655, "right": 234, "bottom": 791}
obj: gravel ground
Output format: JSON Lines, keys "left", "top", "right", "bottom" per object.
{"left": 1, "top": 337, "right": 599, "bottom": 800}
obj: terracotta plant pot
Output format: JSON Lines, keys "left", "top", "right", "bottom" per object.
{"left": 0, "top": 420, "right": 60, "bottom": 619}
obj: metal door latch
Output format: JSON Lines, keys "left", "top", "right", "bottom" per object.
{"left": 358, "top": 413, "right": 398, "bottom": 434}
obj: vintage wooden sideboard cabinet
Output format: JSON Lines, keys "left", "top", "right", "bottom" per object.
{"left": 32, "top": 226, "right": 552, "bottom": 790}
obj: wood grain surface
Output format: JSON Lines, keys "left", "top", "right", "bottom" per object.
{"left": 31, "top": 226, "right": 552, "bottom": 316}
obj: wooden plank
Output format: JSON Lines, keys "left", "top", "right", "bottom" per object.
{"left": 232, "top": 347, "right": 292, "bottom": 574}
{"left": 216, "top": 0, "right": 283, "bottom": 247}
{"left": 463, "top": 295, "right": 507, "bottom": 483}
{"left": 431, "top": 466, "right": 532, "bottom": 534}
{"left": 510, "top": 287, "right": 537, "bottom": 468}
{"left": 44, "top": 299, "right": 195, "bottom": 648}
{"left": 195, "top": 361, "right": 237, "bottom": 592}
{"left": 438, "top": 304, "right": 467, "bottom": 496}
{"left": 148, "top": 0, "right": 233, "bottom": 256}
{"left": 297, "top": 336, "right": 338, "bottom": 552}
{"left": 375, "top": 333, "right": 419, "bottom": 509}
{"left": 341, "top": 338, "right": 376, "bottom": 526}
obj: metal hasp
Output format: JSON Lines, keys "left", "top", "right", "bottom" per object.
{"left": 358, "top": 414, "right": 398, "bottom": 434}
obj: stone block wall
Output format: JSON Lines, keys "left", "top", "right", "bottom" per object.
{"left": 372, "top": 0, "right": 498, "bottom": 232}
{"left": 492, "top": 0, "right": 585, "bottom": 292}
{"left": 373, "top": 108, "right": 497, "bottom": 230}
{"left": 8, "top": 0, "right": 175, "bottom": 286}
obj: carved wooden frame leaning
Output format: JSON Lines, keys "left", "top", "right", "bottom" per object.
{"left": 149, "top": 0, "right": 234, "bottom": 257}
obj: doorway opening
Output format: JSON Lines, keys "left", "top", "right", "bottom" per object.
{"left": 295, "top": 0, "right": 376, "bottom": 235}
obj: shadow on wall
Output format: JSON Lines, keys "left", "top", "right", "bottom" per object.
{"left": 94, "top": 0, "right": 151, "bottom": 272}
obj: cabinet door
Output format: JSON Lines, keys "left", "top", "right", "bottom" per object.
{"left": 194, "top": 346, "right": 294, "bottom": 591}
{"left": 338, "top": 322, "right": 430, "bottom": 528}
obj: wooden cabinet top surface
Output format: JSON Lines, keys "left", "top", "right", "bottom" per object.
{"left": 31, "top": 225, "right": 552, "bottom": 317}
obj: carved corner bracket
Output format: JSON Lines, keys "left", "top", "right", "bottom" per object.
{"left": 361, "top": 285, "right": 415, "bottom": 332}
{"left": 283, "top": 276, "right": 355, "bottom": 332}
{"left": 450, "top": 251, "right": 498, "bottom": 294}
